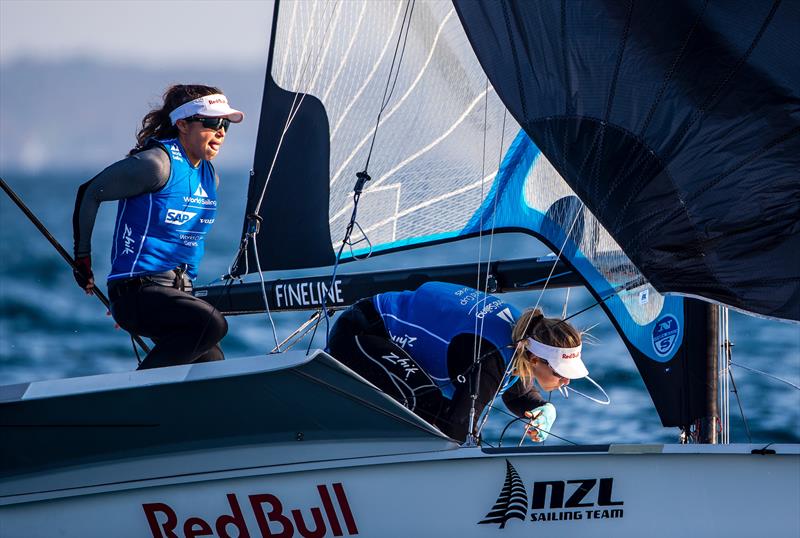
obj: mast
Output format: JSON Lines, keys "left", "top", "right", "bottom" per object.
{"left": 697, "top": 304, "right": 719, "bottom": 443}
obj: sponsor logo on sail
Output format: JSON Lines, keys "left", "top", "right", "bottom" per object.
{"left": 165, "top": 209, "right": 197, "bottom": 226}
{"left": 652, "top": 314, "right": 679, "bottom": 357}
{"left": 142, "top": 482, "right": 359, "bottom": 537}
{"left": 478, "top": 460, "right": 624, "bottom": 528}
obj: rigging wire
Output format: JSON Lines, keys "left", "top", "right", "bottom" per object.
{"left": 729, "top": 365, "right": 753, "bottom": 443}
{"left": 467, "top": 89, "right": 509, "bottom": 443}
{"left": 224, "top": 0, "right": 342, "bottom": 351}
{"left": 730, "top": 361, "right": 800, "bottom": 391}
{"left": 322, "top": 0, "right": 417, "bottom": 348}
{"left": 226, "top": 0, "right": 340, "bottom": 277}
{"left": 475, "top": 198, "right": 588, "bottom": 437}
{"left": 361, "top": 0, "right": 416, "bottom": 174}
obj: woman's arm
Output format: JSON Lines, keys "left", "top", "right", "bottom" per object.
{"left": 501, "top": 376, "right": 547, "bottom": 417}
{"left": 72, "top": 147, "right": 170, "bottom": 258}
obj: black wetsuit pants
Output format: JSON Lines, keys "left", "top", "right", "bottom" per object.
{"left": 109, "top": 279, "right": 227, "bottom": 370}
{"left": 327, "top": 299, "right": 449, "bottom": 430}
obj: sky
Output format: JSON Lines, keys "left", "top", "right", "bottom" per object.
{"left": 0, "top": 0, "right": 277, "bottom": 172}
{"left": 0, "top": 0, "right": 274, "bottom": 67}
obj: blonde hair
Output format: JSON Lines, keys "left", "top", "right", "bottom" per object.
{"left": 510, "top": 308, "right": 582, "bottom": 381}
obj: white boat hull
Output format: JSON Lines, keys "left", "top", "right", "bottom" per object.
{"left": 1, "top": 352, "right": 798, "bottom": 537}
{"left": 2, "top": 444, "right": 798, "bottom": 537}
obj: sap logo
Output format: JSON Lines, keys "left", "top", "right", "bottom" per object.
{"left": 169, "top": 144, "right": 183, "bottom": 162}
{"left": 165, "top": 209, "right": 197, "bottom": 225}
{"left": 143, "top": 483, "right": 358, "bottom": 538}
{"left": 478, "top": 461, "right": 624, "bottom": 529}
{"left": 652, "top": 314, "right": 680, "bottom": 357}
{"left": 497, "top": 308, "right": 516, "bottom": 324}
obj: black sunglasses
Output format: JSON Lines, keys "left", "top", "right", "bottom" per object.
{"left": 184, "top": 116, "right": 231, "bottom": 131}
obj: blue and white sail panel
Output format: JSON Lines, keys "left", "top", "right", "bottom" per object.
{"left": 241, "top": 0, "right": 521, "bottom": 272}
{"left": 463, "top": 131, "right": 685, "bottom": 365}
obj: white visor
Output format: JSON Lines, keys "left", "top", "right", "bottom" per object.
{"left": 526, "top": 337, "right": 588, "bottom": 379}
{"left": 169, "top": 94, "right": 244, "bottom": 125}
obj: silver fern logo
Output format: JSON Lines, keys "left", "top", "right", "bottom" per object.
{"left": 478, "top": 460, "right": 625, "bottom": 528}
{"left": 478, "top": 460, "right": 528, "bottom": 528}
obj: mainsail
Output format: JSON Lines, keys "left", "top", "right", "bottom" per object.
{"left": 214, "top": 0, "right": 750, "bottom": 427}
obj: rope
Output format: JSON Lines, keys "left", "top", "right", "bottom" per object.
{"left": 730, "top": 361, "right": 800, "bottom": 391}
{"left": 322, "top": 0, "right": 416, "bottom": 348}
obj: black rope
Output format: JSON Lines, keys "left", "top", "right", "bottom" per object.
{"left": 322, "top": 0, "right": 417, "bottom": 348}
{"left": 362, "top": 0, "right": 416, "bottom": 173}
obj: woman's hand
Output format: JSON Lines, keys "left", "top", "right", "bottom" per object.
{"left": 524, "top": 403, "right": 556, "bottom": 442}
{"left": 73, "top": 255, "right": 95, "bottom": 295}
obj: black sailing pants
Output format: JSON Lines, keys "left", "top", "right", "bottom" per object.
{"left": 327, "top": 299, "right": 449, "bottom": 430}
{"left": 110, "top": 282, "right": 228, "bottom": 370}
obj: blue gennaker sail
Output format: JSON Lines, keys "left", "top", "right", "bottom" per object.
{"left": 223, "top": 1, "right": 751, "bottom": 427}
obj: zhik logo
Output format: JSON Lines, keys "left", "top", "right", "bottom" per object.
{"left": 479, "top": 460, "right": 624, "bottom": 528}
{"left": 165, "top": 209, "right": 197, "bottom": 225}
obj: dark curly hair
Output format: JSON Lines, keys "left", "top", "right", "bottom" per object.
{"left": 129, "top": 84, "right": 223, "bottom": 155}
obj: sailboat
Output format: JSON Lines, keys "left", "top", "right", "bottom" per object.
{"left": 1, "top": 1, "right": 798, "bottom": 536}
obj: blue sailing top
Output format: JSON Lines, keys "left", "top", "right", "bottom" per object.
{"left": 374, "top": 281, "right": 520, "bottom": 398}
{"left": 108, "top": 138, "right": 217, "bottom": 281}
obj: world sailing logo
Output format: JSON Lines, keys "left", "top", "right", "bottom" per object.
{"left": 193, "top": 184, "right": 208, "bottom": 198}
{"left": 478, "top": 460, "right": 625, "bottom": 528}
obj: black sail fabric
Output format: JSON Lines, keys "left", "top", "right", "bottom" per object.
{"left": 454, "top": 0, "right": 800, "bottom": 321}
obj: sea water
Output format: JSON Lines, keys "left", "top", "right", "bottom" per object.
{"left": 1, "top": 170, "right": 798, "bottom": 445}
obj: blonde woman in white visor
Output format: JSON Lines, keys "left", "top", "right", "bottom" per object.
{"left": 512, "top": 308, "right": 588, "bottom": 442}
{"left": 72, "top": 85, "right": 243, "bottom": 370}
{"left": 327, "top": 281, "right": 588, "bottom": 443}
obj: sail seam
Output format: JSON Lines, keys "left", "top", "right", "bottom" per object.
{"left": 668, "top": 0, "right": 782, "bottom": 157}
{"left": 330, "top": 7, "right": 455, "bottom": 186}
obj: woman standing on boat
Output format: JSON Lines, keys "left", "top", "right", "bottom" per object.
{"left": 327, "top": 281, "right": 588, "bottom": 442}
{"left": 72, "top": 85, "right": 243, "bottom": 370}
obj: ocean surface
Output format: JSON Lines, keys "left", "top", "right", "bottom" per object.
{"left": 1, "top": 169, "right": 798, "bottom": 446}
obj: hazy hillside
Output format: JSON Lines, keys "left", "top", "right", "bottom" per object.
{"left": 0, "top": 59, "right": 267, "bottom": 173}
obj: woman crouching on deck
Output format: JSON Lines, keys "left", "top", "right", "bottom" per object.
{"left": 72, "top": 84, "right": 243, "bottom": 370}
{"left": 327, "top": 281, "right": 588, "bottom": 442}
